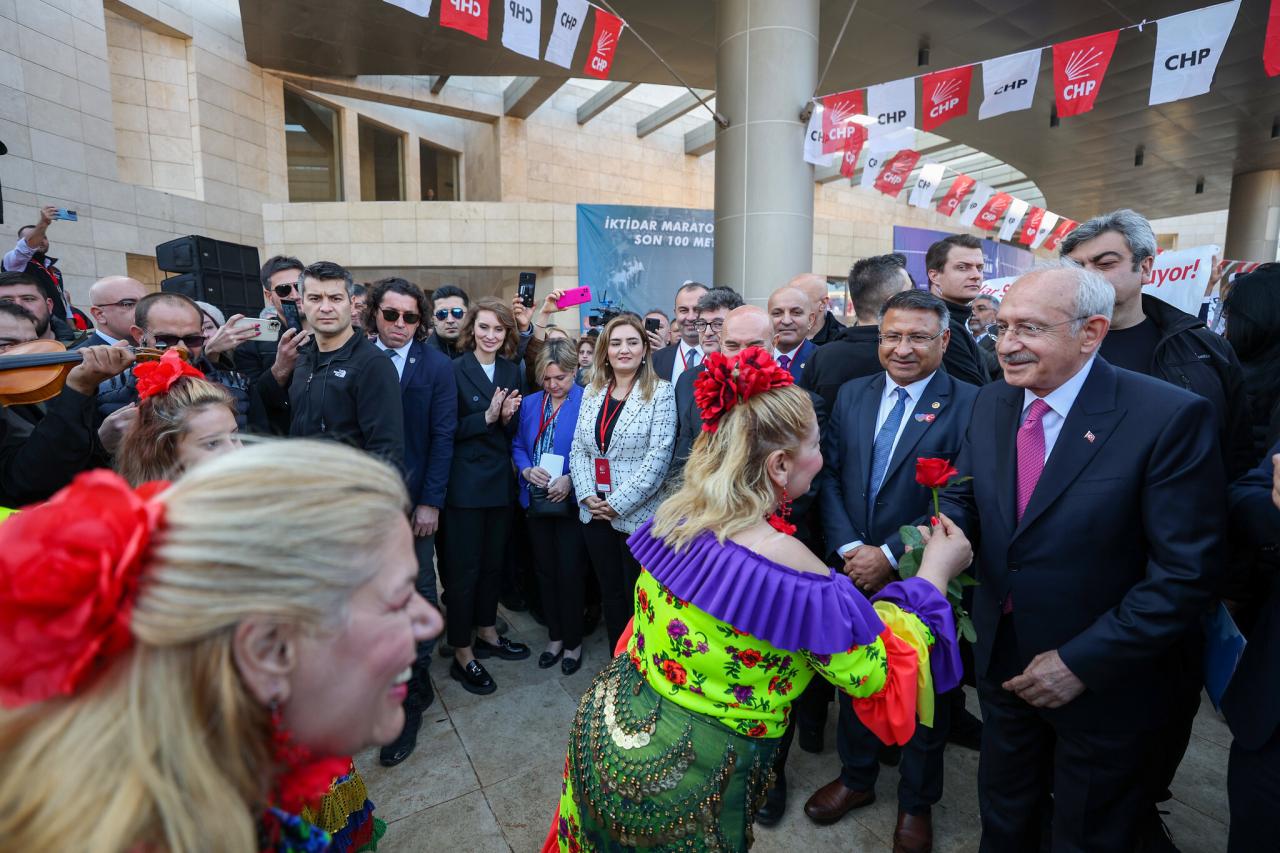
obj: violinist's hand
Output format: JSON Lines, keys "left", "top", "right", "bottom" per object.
{"left": 66, "top": 344, "right": 136, "bottom": 395}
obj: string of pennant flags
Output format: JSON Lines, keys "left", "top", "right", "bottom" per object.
{"left": 381, "top": 0, "right": 628, "bottom": 79}
{"left": 805, "top": 0, "right": 1280, "bottom": 251}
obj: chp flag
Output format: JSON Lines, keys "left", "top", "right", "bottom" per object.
{"left": 860, "top": 150, "right": 888, "bottom": 190}
{"left": 544, "top": 0, "right": 589, "bottom": 68}
{"left": 1041, "top": 217, "right": 1079, "bottom": 252}
{"left": 382, "top": 0, "right": 432, "bottom": 15}
{"left": 999, "top": 198, "right": 1030, "bottom": 242}
{"left": 866, "top": 77, "right": 916, "bottom": 150}
{"left": 1030, "top": 210, "right": 1061, "bottom": 249}
{"left": 960, "top": 184, "right": 996, "bottom": 227}
{"left": 1268, "top": 0, "right": 1280, "bottom": 76}
{"left": 873, "top": 150, "right": 923, "bottom": 199}
{"left": 1149, "top": 0, "right": 1241, "bottom": 105}
{"left": 909, "top": 162, "right": 947, "bottom": 208}
{"left": 921, "top": 65, "right": 974, "bottom": 131}
{"left": 1053, "top": 30, "right": 1119, "bottom": 117}
{"left": 979, "top": 49, "right": 1041, "bottom": 119}
{"left": 803, "top": 104, "right": 832, "bottom": 166}
{"left": 975, "top": 192, "right": 1014, "bottom": 232}
{"left": 936, "top": 173, "right": 977, "bottom": 218}
{"left": 440, "top": 0, "right": 490, "bottom": 39}
{"left": 1018, "top": 207, "right": 1046, "bottom": 246}
{"left": 501, "top": 0, "right": 542, "bottom": 59}
{"left": 822, "top": 89, "right": 867, "bottom": 155}
{"left": 840, "top": 132, "right": 867, "bottom": 179}
{"left": 583, "top": 8, "right": 624, "bottom": 79}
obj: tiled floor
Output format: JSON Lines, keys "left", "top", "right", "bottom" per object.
{"left": 356, "top": 604, "right": 1231, "bottom": 853}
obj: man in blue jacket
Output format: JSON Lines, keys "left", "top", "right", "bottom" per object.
{"left": 365, "top": 277, "right": 458, "bottom": 766}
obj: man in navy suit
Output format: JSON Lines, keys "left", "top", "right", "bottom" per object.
{"left": 651, "top": 281, "right": 708, "bottom": 383}
{"left": 767, "top": 285, "right": 818, "bottom": 383}
{"left": 671, "top": 286, "right": 744, "bottom": 472}
{"left": 806, "top": 290, "right": 978, "bottom": 851}
{"left": 365, "top": 277, "right": 458, "bottom": 767}
{"left": 940, "top": 263, "right": 1225, "bottom": 851}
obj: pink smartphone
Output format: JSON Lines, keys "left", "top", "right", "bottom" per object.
{"left": 557, "top": 286, "right": 592, "bottom": 308}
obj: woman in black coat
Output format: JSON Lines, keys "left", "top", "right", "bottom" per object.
{"left": 444, "top": 297, "right": 530, "bottom": 695}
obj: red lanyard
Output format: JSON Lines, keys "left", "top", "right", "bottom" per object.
{"left": 597, "top": 382, "right": 630, "bottom": 453}
{"left": 535, "top": 397, "right": 563, "bottom": 446}
{"left": 679, "top": 345, "right": 695, "bottom": 370}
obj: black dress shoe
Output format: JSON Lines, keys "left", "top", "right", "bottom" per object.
{"left": 756, "top": 769, "right": 787, "bottom": 827}
{"left": 473, "top": 635, "right": 531, "bottom": 661}
{"left": 450, "top": 659, "right": 496, "bottom": 695}
{"left": 562, "top": 654, "right": 583, "bottom": 676}
{"left": 379, "top": 704, "right": 424, "bottom": 766}
{"left": 798, "top": 726, "right": 824, "bottom": 754}
{"left": 538, "top": 649, "right": 564, "bottom": 669}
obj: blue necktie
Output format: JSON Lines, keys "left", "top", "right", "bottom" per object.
{"left": 869, "top": 387, "right": 908, "bottom": 500}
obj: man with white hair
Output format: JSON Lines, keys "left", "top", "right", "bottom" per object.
{"left": 938, "top": 262, "right": 1226, "bottom": 851}
{"left": 789, "top": 272, "right": 845, "bottom": 345}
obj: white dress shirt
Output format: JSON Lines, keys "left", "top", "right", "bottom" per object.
{"left": 839, "top": 371, "right": 938, "bottom": 565}
{"left": 671, "top": 339, "right": 702, "bottom": 382}
{"left": 1021, "top": 355, "right": 1096, "bottom": 462}
{"left": 374, "top": 338, "right": 413, "bottom": 380}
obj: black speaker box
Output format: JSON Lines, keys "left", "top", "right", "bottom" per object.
{"left": 156, "top": 235, "right": 263, "bottom": 320}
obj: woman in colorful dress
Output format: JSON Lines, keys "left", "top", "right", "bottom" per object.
{"left": 547, "top": 347, "right": 969, "bottom": 852}
{"left": 0, "top": 440, "right": 441, "bottom": 852}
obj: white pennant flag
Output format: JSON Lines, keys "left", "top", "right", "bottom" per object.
{"left": 958, "top": 183, "right": 995, "bottom": 227}
{"left": 1149, "top": 0, "right": 1241, "bottom": 105}
{"left": 860, "top": 149, "right": 887, "bottom": 190}
{"left": 1031, "top": 211, "right": 1060, "bottom": 250}
{"left": 909, "top": 162, "right": 946, "bottom": 208}
{"left": 502, "top": 0, "right": 542, "bottom": 59}
{"left": 866, "top": 77, "right": 915, "bottom": 151}
{"left": 979, "top": 49, "right": 1040, "bottom": 120}
{"left": 544, "top": 0, "right": 589, "bottom": 68}
{"left": 804, "top": 104, "right": 833, "bottom": 166}
{"left": 382, "top": 0, "right": 432, "bottom": 15}
{"left": 998, "top": 198, "right": 1030, "bottom": 242}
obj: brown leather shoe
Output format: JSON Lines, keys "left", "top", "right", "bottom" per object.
{"left": 893, "top": 809, "right": 933, "bottom": 853}
{"left": 802, "top": 778, "right": 875, "bottom": 824}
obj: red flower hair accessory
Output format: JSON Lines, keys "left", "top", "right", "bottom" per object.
{"left": 693, "top": 346, "right": 794, "bottom": 433}
{"left": 134, "top": 349, "right": 205, "bottom": 401}
{"left": 0, "top": 471, "right": 168, "bottom": 707}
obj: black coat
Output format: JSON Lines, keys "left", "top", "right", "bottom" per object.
{"left": 940, "top": 300, "right": 991, "bottom": 387}
{"left": 800, "top": 325, "right": 883, "bottom": 413}
{"left": 810, "top": 311, "right": 846, "bottom": 346}
{"left": 672, "top": 363, "right": 707, "bottom": 471}
{"left": 397, "top": 339, "right": 458, "bottom": 508}
{"left": 97, "top": 357, "right": 259, "bottom": 430}
{"left": 426, "top": 331, "right": 463, "bottom": 360}
{"left": 0, "top": 388, "right": 106, "bottom": 507}
{"left": 446, "top": 352, "right": 520, "bottom": 508}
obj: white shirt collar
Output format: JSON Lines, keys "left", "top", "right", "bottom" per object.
{"left": 375, "top": 338, "right": 413, "bottom": 360}
{"left": 679, "top": 339, "right": 701, "bottom": 357}
{"left": 884, "top": 370, "right": 936, "bottom": 404}
{"left": 1022, "top": 355, "right": 1097, "bottom": 418}
{"left": 776, "top": 344, "right": 802, "bottom": 361}
{"left": 94, "top": 329, "right": 123, "bottom": 346}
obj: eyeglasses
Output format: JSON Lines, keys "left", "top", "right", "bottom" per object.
{"left": 694, "top": 319, "right": 725, "bottom": 332}
{"left": 877, "top": 330, "right": 945, "bottom": 347}
{"left": 93, "top": 298, "right": 139, "bottom": 310}
{"left": 381, "top": 308, "right": 421, "bottom": 325}
{"left": 987, "top": 316, "right": 1089, "bottom": 340}
{"left": 435, "top": 307, "right": 466, "bottom": 321}
{"left": 150, "top": 333, "right": 207, "bottom": 349}
{"left": 272, "top": 281, "right": 301, "bottom": 298}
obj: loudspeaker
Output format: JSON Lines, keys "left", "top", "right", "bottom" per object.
{"left": 157, "top": 235, "right": 263, "bottom": 320}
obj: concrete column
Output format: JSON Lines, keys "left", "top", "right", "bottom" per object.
{"left": 1224, "top": 169, "right": 1280, "bottom": 262}
{"left": 404, "top": 134, "right": 422, "bottom": 201}
{"left": 339, "top": 107, "right": 361, "bottom": 202}
{"left": 714, "top": 0, "right": 819, "bottom": 304}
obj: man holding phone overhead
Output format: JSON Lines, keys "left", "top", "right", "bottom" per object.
{"left": 4, "top": 205, "right": 83, "bottom": 341}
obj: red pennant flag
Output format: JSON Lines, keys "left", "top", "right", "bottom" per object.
{"left": 583, "top": 9, "right": 624, "bottom": 79}
{"left": 439, "top": 0, "right": 490, "bottom": 39}
{"left": 1266, "top": 0, "right": 1280, "bottom": 76}
{"left": 839, "top": 131, "right": 866, "bottom": 179}
{"left": 873, "top": 150, "right": 922, "bottom": 198}
{"left": 936, "top": 174, "right": 976, "bottom": 217}
{"left": 921, "top": 65, "right": 974, "bottom": 131}
{"left": 822, "top": 90, "right": 867, "bottom": 155}
{"left": 1018, "top": 207, "right": 1046, "bottom": 246}
{"left": 1053, "top": 30, "right": 1119, "bottom": 117}
{"left": 1042, "top": 218, "right": 1079, "bottom": 252}
{"left": 975, "top": 192, "right": 1013, "bottom": 231}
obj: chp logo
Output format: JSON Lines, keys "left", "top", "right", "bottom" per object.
{"left": 929, "top": 78, "right": 963, "bottom": 116}
{"left": 921, "top": 65, "right": 972, "bottom": 131}
{"left": 583, "top": 10, "right": 623, "bottom": 79}
{"left": 821, "top": 90, "right": 866, "bottom": 154}
{"left": 1052, "top": 30, "right": 1117, "bottom": 117}
{"left": 1061, "top": 46, "right": 1103, "bottom": 100}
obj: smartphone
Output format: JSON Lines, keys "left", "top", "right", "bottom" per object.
{"left": 232, "top": 315, "right": 281, "bottom": 342}
{"left": 557, "top": 285, "right": 592, "bottom": 309}
{"left": 518, "top": 271, "right": 536, "bottom": 308}
{"left": 644, "top": 317, "right": 662, "bottom": 334}
{"left": 280, "top": 301, "right": 304, "bottom": 333}
{"left": 52, "top": 208, "right": 77, "bottom": 221}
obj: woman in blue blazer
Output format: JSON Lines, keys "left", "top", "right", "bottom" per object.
{"left": 513, "top": 338, "right": 589, "bottom": 675}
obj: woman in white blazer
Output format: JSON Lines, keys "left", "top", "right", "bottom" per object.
{"left": 570, "top": 314, "right": 677, "bottom": 649}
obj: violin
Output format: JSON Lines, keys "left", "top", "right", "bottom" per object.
{"left": 0, "top": 340, "right": 184, "bottom": 405}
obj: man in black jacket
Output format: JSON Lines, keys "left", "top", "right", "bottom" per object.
{"left": 426, "top": 284, "right": 469, "bottom": 360}
{"left": 789, "top": 273, "right": 845, "bottom": 346}
{"left": 925, "top": 234, "right": 991, "bottom": 387}
{"left": 259, "top": 261, "right": 404, "bottom": 470}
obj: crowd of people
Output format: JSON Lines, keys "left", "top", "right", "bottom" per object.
{"left": 0, "top": 203, "right": 1279, "bottom": 853}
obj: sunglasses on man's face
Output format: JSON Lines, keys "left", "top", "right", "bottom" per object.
{"left": 435, "top": 307, "right": 466, "bottom": 321}
{"left": 151, "top": 333, "right": 207, "bottom": 349}
{"left": 272, "top": 281, "right": 301, "bottom": 298}
{"left": 382, "top": 308, "right": 421, "bottom": 325}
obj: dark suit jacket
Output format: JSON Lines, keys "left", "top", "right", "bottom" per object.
{"left": 810, "top": 311, "right": 846, "bottom": 346}
{"left": 447, "top": 352, "right": 520, "bottom": 509}
{"left": 801, "top": 325, "right": 884, "bottom": 413}
{"left": 781, "top": 339, "right": 817, "bottom": 383}
{"left": 1222, "top": 440, "right": 1280, "bottom": 748}
{"left": 672, "top": 362, "right": 707, "bottom": 470}
{"left": 398, "top": 339, "right": 458, "bottom": 509}
{"left": 820, "top": 371, "right": 978, "bottom": 562}
{"left": 70, "top": 330, "right": 115, "bottom": 350}
{"left": 939, "top": 358, "right": 1226, "bottom": 729}
{"left": 512, "top": 384, "right": 584, "bottom": 509}
{"left": 940, "top": 301, "right": 990, "bottom": 386}
{"left": 652, "top": 343, "right": 698, "bottom": 384}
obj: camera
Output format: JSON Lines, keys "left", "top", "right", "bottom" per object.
{"left": 585, "top": 291, "right": 621, "bottom": 328}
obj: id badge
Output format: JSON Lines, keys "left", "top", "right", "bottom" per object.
{"left": 594, "top": 457, "right": 613, "bottom": 494}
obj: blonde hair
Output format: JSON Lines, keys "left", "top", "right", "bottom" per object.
{"left": 652, "top": 384, "right": 815, "bottom": 551}
{"left": 0, "top": 440, "right": 408, "bottom": 853}
{"left": 116, "top": 376, "right": 237, "bottom": 486}
{"left": 588, "top": 314, "right": 659, "bottom": 401}
{"left": 534, "top": 337, "right": 579, "bottom": 384}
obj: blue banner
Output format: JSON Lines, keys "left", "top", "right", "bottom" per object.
{"left": 892, "top": 225, "right": 1035, "bottom": 290}
{"left": 576, "top": 204, "right": 714, "bottom": 321}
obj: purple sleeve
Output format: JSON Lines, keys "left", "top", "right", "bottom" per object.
{"left": 872, "top": 576, "right": 963, "bottom": 693}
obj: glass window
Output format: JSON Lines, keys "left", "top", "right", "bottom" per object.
{"left": 283, "top": 89, "right": 341, "bottom": 202}
{"left": 419, "top": 140, "right": 460, "bottom": 201}
{"left": 359, "top": 119, "right": 404, "bottom": 201}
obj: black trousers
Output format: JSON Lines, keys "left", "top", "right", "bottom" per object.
{"left": 839, "top": 685, "right": 951, "bottom": 814}
{"left": 1229, "top": 725, "right": 1280, "bottom": 852}
{"left": 405, "top": 532, "right": 439, "bottom": 710}
{"left": 977, "top": 617, "right": 1155, "bottom": 853}
{"left": 442, "top": 505, "right": 511, "bottom": 649}
{"left": 528, "top": 513, "right": 587, "bottom": 650}
{"left": 581, "top": 519, "right": 641, "bottom": 650}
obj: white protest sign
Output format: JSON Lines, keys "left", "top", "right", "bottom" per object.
{"left": 979, "top": 276, "right": 1019, "bottom": 299}
{"left": 1144, "top": 245, "right": 1219, "bottom": 316}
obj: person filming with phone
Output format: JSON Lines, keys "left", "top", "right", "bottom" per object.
{"left": 232, "top": 256, "right": 313, "bottom": 405}
{"left": 4, "top": 205, "right": 85, "bottom": 340}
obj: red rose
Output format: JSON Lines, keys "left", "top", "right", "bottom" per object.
{"left": 915, "top": 457, "right": 960, "bottom": 489}
{"left": 661, "top": 659, "right": 688, "bottom": 686}
{"left": 0, "top": 470, "right": 165, "bottom": 706}
{"left": 738, "top": 649, "right": 762, "bottom": 668}
{"left": 746, "top": 723, "right": 768, "bottom": 737}
{"left": 637, "top": 587, "right": 649, "bottom": 612}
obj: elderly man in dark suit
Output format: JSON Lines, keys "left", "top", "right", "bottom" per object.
{"left": 806, "top": 289, "right": 979, "bottom": 851}
{"left": 365, "top": 277, "right": 458, "bottom": 766}
{"left": 940, "top": 262, "right": 1225, "bottom": 851}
